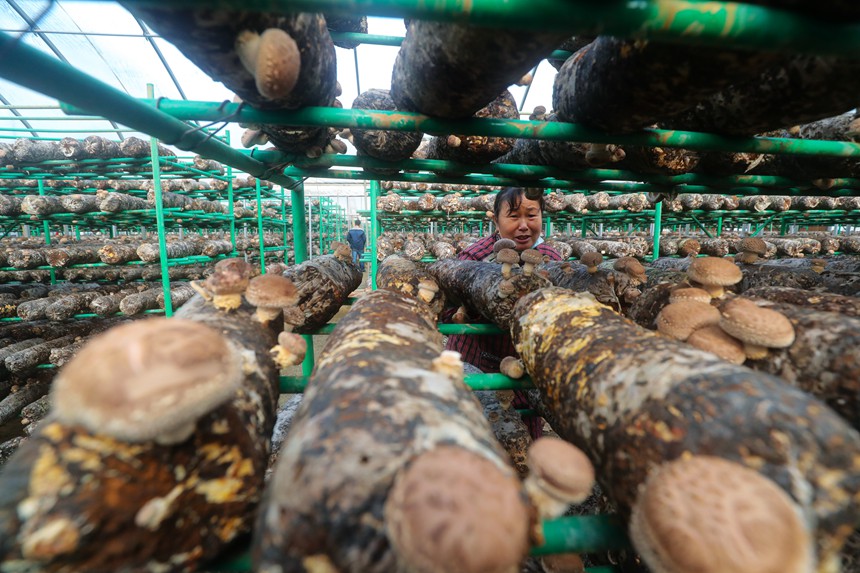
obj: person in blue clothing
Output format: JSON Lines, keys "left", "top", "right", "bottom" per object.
{"left": 345, "top": 219, "right": 366, "bottom": 272}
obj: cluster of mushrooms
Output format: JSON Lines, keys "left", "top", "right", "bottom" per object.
{"left": 655, "top": 256, "right": 796, "bottom": 364}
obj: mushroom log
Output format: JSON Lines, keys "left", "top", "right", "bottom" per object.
{"left": 253, "top": 289, "right": 530, "bottom": 573}
{"left": 510, "top": 288, "right": 860, "bottom": 572}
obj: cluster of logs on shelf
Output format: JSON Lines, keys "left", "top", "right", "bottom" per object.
{"left": 0, "top": 136, "right": 177, "bottom": 169}
{"left": 0, "top": 175, "right": 273, "bottom": 193}
{"left": 374, "top": 231, "right": 481, "bottom": 261}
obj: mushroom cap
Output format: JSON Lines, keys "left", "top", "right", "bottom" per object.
{"left": 498, "top": 279, "right": 516, "bottom": 296}
{"left": 580, "top": 252, "right": 603, "bottom": 267}
{"left": 526, "top": 437, "right": 595, "bottom": 503}
{"left": 687, "top": 257, "right": 742, "bottom": 287}
{"left": 630, "top": 456, "right": 811, "bottom": 573}
{"left": 668, "top": 287, "right": 712, "bottom": 305}
{"left": 385, "top": 445, "right": 529, "bottom": 573}
{"left": 417, "top": 278, "right": 439, "bottom": 293}
{"left": 686, "top": 324, "right": 746, "bottom": 365}
{"left": 245, "top": 274, "right": 298, "bottom": 308}
{"left": 739, "top": 237, "right": 767, "bottom": 256}
{"left": 677, "top": 238, "right": 701, "bottom": 256}
{"left": 499, "top": 356, "right": 525, "bottom": 379}
{"left": 613, "top": 256, "right": 647, "bottom": 282}
{"left": 277, "top": 331, "right": 307, "bottom": 357}
{"left": 493, "top": 238, "right": 517, "bottom": 253}
{"left": 719, "top": 298, "right": 795, "bottom": 349}
{"left": 52, "top": 318, "right": 241, "bottom": 442}
{"left": 496, "top": 248, "right": 520, "bottom": 265}
{"left": 239, "top": 28, "right": 301, "bottom": 100}
{"left": 520, "top": 248, "right": 544, "bottom": 265}
{"left": 656, "top": 301, "right": 721, "bottom": 341}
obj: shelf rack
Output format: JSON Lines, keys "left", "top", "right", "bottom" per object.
{"left": 1, "top": 1, "right": 859, "bottom": 570}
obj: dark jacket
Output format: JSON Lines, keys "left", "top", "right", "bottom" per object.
{"left": 346, "top": 228, "right": 366, "bottom": 252}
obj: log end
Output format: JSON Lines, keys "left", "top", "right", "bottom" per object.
{"left": 630, "top": 456, "right": 813, "bottom": 573}
{"left": 385, "top": 445, "right": 529, "bottom": 573}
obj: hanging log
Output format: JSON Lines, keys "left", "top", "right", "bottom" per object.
{"left": 429, "top": 241, "right": 456, "bottom": 260}
{"left": 43, "top": 244, "right": 101, "bottom": 267}
{"left": 282, "top": 252, "right": 363, "bottom": 332}
{"left": 510, "top": 287, "right": 860, "bottom": 569}
{"left": 45, "top": 292, "right": 102, "bottom": 321}
{"left": 544, "top": 262, "right": 642, "bottom": 314}
{"left": 11, "top": 139, "right": 64, "bottom": 164}
{"left": 738, "top": 265, "right": 824, "bottom": 292}
{"left": 349, "top": 89, "right": 423, "bottom": 164}
{"left": 3, "top": 333, "right": 80, "bottom": 376}
{"left": 391, "top": 20, "right": 565, "bottom": 118}
{"left": 20, "top": 195, "right": 64, "bottom": 217}
{"left": 553, "top": 37, "right": 776, "bottom": 133}
{"left": 98, "top": 191, "right": 149, "bottom": 212}
{"left": 616, "top": 145, "right": 699, "bottom": 175}
{"left": 254, "top": 289, "right": 530, "bottom": 573}
{"left": 547, "top": 36, "right": 594, "bottom": 71}
{"left": 665, "top": 56, "right": 860, "bottom": 135}
{"left": 424, "top": 91, "right": 519, "bottom": 164}
{"left": 428, "top": 258, "right": 551, "bottom": 331}
{"left": 738, "top": 195, "right": 772, "bottom": 212}
{"left": 98, "top": 243, "right": 139, "bottom": 264}
{"left": 0, "top": 378, "right": 51, "bottom": 427}
{"left": 627, "top": 281, "right": 678, "bottom": 328}
{"left": 60, "top": 193, "right": 101, "bottom": 213}
{"left": 125, "top": 6, "right": 337, "bottom": 155}
{"left": 137, "top": 240, "right": 200, "bottom": 263}
{"left": 118, "top": 136, "right": 174, "bottom": 159}
{"left": 0, "top": 294, "right": 280, "bottom": 572}
{"left": 376, "top": 255, "right": 445, "bottom": 317}
{"left": 744, "top": 286, "right": 860, "bottom": 317}
{"left": 156, "top": 283, "right": 197, "bottom": 310}
{"left": 323, "top": 13, "right": 367, "bottom": 48}
{"left": 0, "top": 195, "right": 23, "bottom": 216}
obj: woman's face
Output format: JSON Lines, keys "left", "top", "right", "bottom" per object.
{"left": 496, "top": 196, "right": 543, "bottom": 250}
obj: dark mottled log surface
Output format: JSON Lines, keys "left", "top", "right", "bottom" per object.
{"left": 97, "top": 191, "right": 148, "bottom": 212}
{"left": 125, "top": 6, "right": 337, "bottom": 154}
{"left": 616, "top": 145, "right": 699, "bottom": 175}
{"left": 118, "top": 287, "right": 163, "bottom": 315}
{"left": 0, "top": 195, "right": 23, "bottom": 216}
{"left": 665, "top": 56, "right": 860, "bottom": 135}
{"left": 282, "top": 253, "right": 362, "bottom": 332}
{"left": 553, "top": 37, "right": 775, "bottom": 133}
{"left": 428, "top": 259, "right": 551, "bottom": 330}
{"left": 0, "top": 379, "right": 51, "bottom": 426}
{"left": 11, "top": 139, "right": 64, "bottom": 163}
{"left": 735, "top": 297, "right": 860, "bottom": 431}
{"left": 511, "top": 288, "right": 860, "bottom": 568}
{"left": 475, "top": 390, "right": 532, "bottom": 478}
{"left": 547, "top": 36, "right": 594, "bottom": 70}
{"left": 3, "top": 334, "right": 79, "bottom": 377}
{"left": 738, "top": 265, "right": 824, "bottom": 292}
{"left": 254, "top": 289, "right": 523, "bottom": 572}
{"left": 48, "top": 340, "right": 88, "bottom": 368}
{"left": 97, "top": 243, "right": 139, "bottom": 264}
{"left": 157, "top": 283, "right": 197, "bottom": 310}
{"left": 90, "top": 287, "right": 144, "bottom": 317}
{"left": 0, "top": 295, "right": 280, "bottom": 572}
{"left": 7, "top": 249, "right": 46, "bottom": 270}
{"left": 16, "top": 298, "right": 53, "bottom": 321}
{"left": 377, "top": 255, "right": 445, "bottom": 317}
{"left": 628, "top": 281, "right": 676, "bottom": 328}
{"left": 137, "top": 240, "right": 199, "bottom": 263}
{"left": 45, "top": 292, "right": 101, "bottom": 321}
{"left": 544, "top": 261, "right": 642, "bottom": 315}
{"left": 42, "top": 245, "right": 101, "bottom": 268}
{"left": 0, "top": 340, "right": 44, "bottom": 377}
{"left": 200, "top": 240, "right": 235, "bottom": 258}
{"left": 324, "top": 13, "right": 367, "bottom": 48}
{"left": 391, "top": 20, "right": 565, "bottom": 118}
{"left": 424, "top": 91, "right": 519, "bottom": 164}
{"left": 56, "top": 194, "right": 99, "bottom": 214}
{"left": 350, "top": 89, "right": 423, "bottom": 163}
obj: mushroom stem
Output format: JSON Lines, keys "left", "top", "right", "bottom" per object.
{"left": 452, "top": 306, "right": 469, "bottom": 324}
{"left": 253, "top": 306, "right": 282, "bottom": 325}
{"left": 501, "top": 263, "right": 513, "bottom": 279}
{"left": 212, "top": 293, "right": 243, "bottom": 311}
{"left": 743, "top": 342, "right": 769, "bottom": 360}
{"left": 522, "top": 262, "right": 535, "bottom": 277}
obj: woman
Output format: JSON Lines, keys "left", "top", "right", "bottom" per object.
{"left": 445, "top": 187, "right": 562, "bottom": 437}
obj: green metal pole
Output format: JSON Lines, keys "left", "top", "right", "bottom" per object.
{"left": 281, "top": 186, "right": 288, "bottom": 262}
{"left": 146, "top": 101, "right": 860, "bottom": 159}
{"left": 370, "top": 180, "right": 380, "bottom": 290}
{"left": 227, "top": 166, "right": 236, "bottom": 253}
{"left": 651, "top": 200, "right": 662, "bottom": 262}
{"left": 290, "top": 181, "right": 313, "bottom": 378}
{"left": 716, "top": 216, "right": 723, "bottom": 237}
{"left": 255, "top": 179, "right": 265, "bottom": 274}
{"left": 147, "top": 84, "right": 173, "bottom": 317}
{"left": 37, "top": 180, "right": 56, "bottom": 285}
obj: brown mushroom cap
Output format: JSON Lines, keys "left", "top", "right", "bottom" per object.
{"left": 526, "top": 437, "right": 595, "bottom": 504}
{"left": 630, "top": 456, "right": 811, "bottom": 573}
{"left": 385, "top": 446, "right": 529, "bottom": 573}
{"left": 520, "top": 248, "right": 544, "bottom": 265}
{"left": 52, "top": 318, "right": 242, "bottom": 443}
{"left": 235, "top": 28, "right": 301, "bottom": 100}
{"left": 245, "top": 274, "right": 298, "bottom": 309}
{"left": 497, "top": 279, "right": 516, "bottom": 298}
{"left": 493, "top": 238, "right": 517, "bottom": 253}
{"left": 739, "top": 237, "right": 767, "bottom": 256}
{"left": 496, "top": 248, "right": 520, "bottom": 265}
{"left": 668, "top": 287, "right": 711, "bottom": 305}
{"left": 686, "top": 324, "right": 746, "bottom": 365}
{"left": 580, "top": 252, "right": 603, "bottom": 268}
{"left": 613, "top": 256, "right": 647, "bottom": 282}
{"left": 656, "top": 301, "right": 721, "bottom": 341}
{"left": 719, "top": 298, "right": 795, "bottom": 349}
{"left": 271, "top": 331, "right": 307, "bottom": 368}
{"left": 677, "top": 238, "right": 701, "bottom": 257}
{"left": 687, "top": 256, "right": 743, "bottom": 286}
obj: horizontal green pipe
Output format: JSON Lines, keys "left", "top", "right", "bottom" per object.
{"left": 0, "top": 127, "right": 135, "bottom": 133}
{"left": 117, "top": 0, "right": 860, "bottom": 56}
{"left": 131, "top": 100, "right": 860, "bottom": 158}
{"left": 438, "top": 323, "right": 505, "bottom": 335}
{"left": 0, "top": 31, "right": 298, "bottom": 189}
{"left": 280, "top": 372, "right": 532, "bottom": 393}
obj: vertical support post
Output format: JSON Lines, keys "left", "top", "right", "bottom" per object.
{"left": 255, "top": 178, "right": 265, "bottom": 274}
{"left": 289, "top": 181, "right": 313, "bottom": 377}
{"left": 227, "top": 166, "right": 236, "bottom": 253}
{"left": 75, "top": 225, "right": 80, "bottom": 241}
{"left": 370, "top": 179, "right": 380, "bottom": 290}
{"left": 651, "top": 201, "right": 663, "bottom": 262}
{"left": 147, "top": 83, "right": 173, "bottom": 317}
{"left": 37, "top": 179, "right": 56, "bottom": 285}
{"left": 580, "top": 218, "right": 587, "bottom": 238}
{"left": 716, "top": 216, "right": 723, "bottom": 237}
{"left": 307, "top": 200, "right": 313, "bottom": 259}
{"left": 281, "top": 185, "right": 288, "bottom": 262}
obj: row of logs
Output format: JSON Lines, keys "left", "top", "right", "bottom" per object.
{"left": 1, "top": 174, "right": 279, "bottom": 194}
